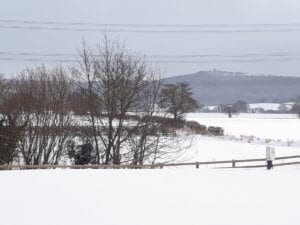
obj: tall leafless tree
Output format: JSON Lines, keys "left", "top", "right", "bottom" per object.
{"left": 16, "top": 66, "right": 73, "bottom": 165}
{"left": 0, "top": 75, "right": 27, "bottom": 165}
{"left": 74, "top": 35, "right": 168, "bottom": 165}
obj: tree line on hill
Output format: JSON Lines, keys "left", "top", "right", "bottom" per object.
{"left": 163, "top": 70, "right": 300, "bottom": 105}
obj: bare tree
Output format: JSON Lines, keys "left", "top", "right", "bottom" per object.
{"left": 159, "top": 82, "right": 199, "bottom": 121}
{"left": 74, "top": 35, "right": 169, "bottom": 165}
{"left": 224, "top": 105, "right": 233, "bottom": 118}
{"left": 0, "top": 75, "right": 27, "bottom": 165}
{"left": 73, "top": 41, "right": 101, "bottom": 163}
{"left": 220, "top": 103, "right": 241, "bottom": 118}
{"left": 16, "top": 66, "right": 73, "bottom": 165}
{"left": 126, "top": 71, "right": 163, "bottom": 165}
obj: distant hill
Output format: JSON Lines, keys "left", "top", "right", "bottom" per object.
{"left": 163, "top": 70, "right": 300, "bottom": 105}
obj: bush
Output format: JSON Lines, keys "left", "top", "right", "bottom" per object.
{"left": 207, "top": 126, "right": 224, "bottom": 136}
{"left": 141, "top": 115, "right": 185, "bottom": 135}
{"left": 67, "top": 140, "right": 97, "bottom": 165}
{"left": 0, "top": 118, "right": 25, "bottom": 165}
{"left": 186, "top": 121, "right": 207, "bottom": 135}
{"left": 142, "top": 116, "right": 216, "bottom": 135}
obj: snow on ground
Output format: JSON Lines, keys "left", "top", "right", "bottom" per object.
{"left": 249, "top": 103, "right": 281, "bottom": 111}
{"left": 178, "top": 136, "right": 300, "bottom": 163}
{"left": 1, "top": 113, "right": 299, "bottom": 225}
{"left": 0, "top": 169, "right": 300, "bottom": 225}
{"left": 180, "top": 113, "right": 300, "bottom": 165}
{"left": 187, "top": 113, "right": 300, "bottom": 141}
{"left": 206, "top": 103, "right": 294, "bottom": 111}
{"left": 72, "top": 113, "right": 300, "bottom": 164}
{"left": 249, "top": 102, "right": 294, "bottom": 111}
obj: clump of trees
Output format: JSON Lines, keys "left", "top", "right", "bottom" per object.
{"left": 278, "top": 103, "right": 289, "bottom": 113}
{"left": 290, "top": 103, "right": 300, "bottom": 118}
{"left": 289, "top": 96, "right": 300, "bottom": 118}
{"left": 159, "top": 82, "right": 199, "bottom": 121}
{"left": 16, "top": 66, "right": 74, "bottom": 165}
{"left": 0, "top": 67, "right": 74, "bottom": 165}
{"left": 219, "top": 101, "right": 249, "bottom": 118}
{"left": 0, "top": 35, "right": 204, "bottom": 167}
{"left": 0, "top": 75, "right": 27, "bottom": 165}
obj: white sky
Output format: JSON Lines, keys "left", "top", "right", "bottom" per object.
{"left": 1, "top": 0, "right": 300, "bottom": 77}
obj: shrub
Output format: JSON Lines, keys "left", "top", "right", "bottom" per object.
{"left": 67, "top": 140, "right": 97, "bottom": 165}
{"left": 207, "top": 126, "right": 224, "bottom": 136}
{"left": 186, "top": 121, "right": 207, "bottom": 135}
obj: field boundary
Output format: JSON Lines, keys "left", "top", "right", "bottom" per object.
{"left": 1, "top": 155, "right": 300, "bottom": 170}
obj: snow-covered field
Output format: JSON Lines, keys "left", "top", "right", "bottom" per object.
{"left": 0, "top": 169, "right": 299, "bottom": 225}
{"left": 249, "top": 102, "right": 294, "bottom": 111}
{"left": 1, "top": 113, "right": 300, "bottom": 225}
{"left": 187, "top": 113, "right": 300, "bottom": 140}
{"left": 175, "top": 113, "right": 300, "bottom": 164}
{"left": 206, "top": 102, "right": 294, "bottom": 111}
{"left": 179, "top": 136, "right": 300, "bottom": 162}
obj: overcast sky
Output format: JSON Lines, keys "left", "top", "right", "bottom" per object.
{"left": 1, "top": 0, "right": 300, "bottom": 77}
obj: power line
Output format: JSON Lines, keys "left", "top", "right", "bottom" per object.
{"left": 0, "top": 51, "right": 75, "bottom": 57}
{"left": 1, "top": 50, "right": 300, "bottom": 64}
{"left": 0, "top": 57, "right": 76, "bottom": 63}
{"left": 0, "top": 57, "right": 299, "bottom": 64}
{"left": 2, "top": 19, "right": 300, "bottom": 28}
{"left": 1, "top": 51, "right": 300, "bottom": 59}
{"left": 2, "top": 24, "right": 300, "bottom": 33}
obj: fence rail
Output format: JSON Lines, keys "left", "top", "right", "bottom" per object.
{"left": 1, "top": 155, "right": 300, "bottom": 170}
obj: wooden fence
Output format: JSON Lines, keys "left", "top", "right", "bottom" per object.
{"left": 0, "top": 155, "right": 300, "bottom": 170}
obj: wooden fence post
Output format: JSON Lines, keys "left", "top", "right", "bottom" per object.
{"left": 195, "top": 162, "right": 199, "bottom": 169}
{"left": 232, "top": 160, "right": 236, "bottom": 168}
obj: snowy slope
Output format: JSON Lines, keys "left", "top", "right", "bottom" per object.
{"left": 0, "top": 169, "right": 300, "bottom": 225}
{"left": 179, "top": 136, "right": 300, "bottom": 163}
{"left": 187, "top": 113, "right": 300, "bottom": 141}
{"left": 180, "top": 113, "right": 300, "bottom": 164}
